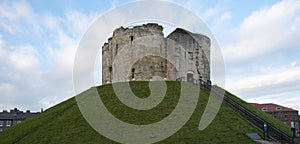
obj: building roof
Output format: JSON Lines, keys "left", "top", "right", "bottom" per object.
{"left": 250, "top": 103, "right": 297, "bottom": 112}
{"left": 0, "top": 108, "right": 39, "bottom": 120}
{"left": 167, "top": 28, "right": 210, "bottom": 41}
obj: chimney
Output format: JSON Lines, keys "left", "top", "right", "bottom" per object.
{"left": 12, "top": 108, "right": 18, "bottom": 115}
{"left": 26, "top": 110, "right": 30, "bottom": 113}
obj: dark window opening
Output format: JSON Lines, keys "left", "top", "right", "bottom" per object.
{"left": 131, "top": 68, "right": 135, "bottom": 79}
{"left": 188, "top": 52, "right": 193, "bottom": 60}
{"left": 261, "top": 107, "right": 268, "bottom": 111}
{"left": 109, "top": 66, "right": 112, "bottom": 73}
{"left": 130, "top": 36, "right": 134, "bottom": 44}
{"left": 115, "top": 44, "right": 118, "bottom": 55}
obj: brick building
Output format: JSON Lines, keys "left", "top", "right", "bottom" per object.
{"left": 0, "top": 108, "right": 39, "bottom": 132}
{"left": 251, "top": 103, "right": 300, "bottom": 133}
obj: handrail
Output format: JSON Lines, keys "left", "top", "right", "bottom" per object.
{"left": 221, "top": 91, "right": 293, "bottom": 143}
{"left": 178, "top": 77, "right": 294, "bottom": 143}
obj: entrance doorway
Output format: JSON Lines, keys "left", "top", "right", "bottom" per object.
{"left": 187, "top": 73, "right": 193, "bottom": 83}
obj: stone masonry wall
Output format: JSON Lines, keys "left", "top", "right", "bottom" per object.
{"left": 102, "top": 23, "right": 210, "bottom": 84}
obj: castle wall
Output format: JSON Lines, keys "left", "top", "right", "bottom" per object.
{"left": 102, "top": 23, "right": 167, "bottom": 83}
{"left": 102, "top": 23, "right": 210, "bottom": 84}
{"left": 166, "top": 28, "right": 210, "bottom": 83}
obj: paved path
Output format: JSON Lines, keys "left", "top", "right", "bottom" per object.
{"left": 254, "top": 140, "right": 280, "bottom": 144}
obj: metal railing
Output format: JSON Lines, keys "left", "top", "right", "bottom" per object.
{"left": 221, "top": 92, "right": 294, "bottom": 143}
{"left": 178, "top": 77, "right": 294, "bottom": 143}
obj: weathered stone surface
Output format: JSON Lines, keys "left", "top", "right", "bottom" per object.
{"left": 102, "top": 23, "right": 210, "bottom": 84}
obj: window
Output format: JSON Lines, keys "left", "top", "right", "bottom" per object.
{"left": 278, "top": 112, "right": 282, "bottom": 118}
{"left": 130, "top": 36, "right": 134, "bottom": 44}
{"left": 261, "top": 107, "right": 268, "bottom": 111}
{"left": 131, "top": 68, "right": 135, "bottom": 79}
{"left": 0, "top": 121, "right": 2, "bottom": 127}
{"left": 115, "top": 44, "right": 118, "bottom": 55}
{"left": 6, "top": 121, "right": 11, "bottom": 127}
{"left": 109, "top": 66, "right": 112, "bottom": 73}
{"left": 188, "top": 52, "right": 193, "bottom": 60}
{"left": 276, "top": 107, "right": 282, "bottom": 111}
{"left": 291, "top": 121, "right": 295, "bottom": 127}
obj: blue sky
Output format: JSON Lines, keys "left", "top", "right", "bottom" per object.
{"left": 0, "top": 0, "right": 299, "bottom": 112}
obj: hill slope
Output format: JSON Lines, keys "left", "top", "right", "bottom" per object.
{"left": 0, "top": 81, "right": 286, "bottom": 143}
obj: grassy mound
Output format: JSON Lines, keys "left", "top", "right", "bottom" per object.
{"left": 0, "top": 81, "right": 281, "bottom": 143}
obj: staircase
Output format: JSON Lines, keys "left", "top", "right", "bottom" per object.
{"left": 177, "top": 77, "right": 295, "bottom": 143}
{"left": 201, "top": 83, "right": 294, "bottom": 143}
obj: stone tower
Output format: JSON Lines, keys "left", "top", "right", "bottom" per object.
{"left": 102, "top": 23, "right": 210, "bottom": 84}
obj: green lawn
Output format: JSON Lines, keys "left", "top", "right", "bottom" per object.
{"left": 223, "top": 89, "right": 293, "bottom": 137}
{"left": 0, "top": 81, "right": 268, "bottom": 143}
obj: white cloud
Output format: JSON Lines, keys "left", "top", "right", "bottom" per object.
{"left": 42, "top": 15, "right": 62, "bottom": 32}
{"left": 202, "top": 0, "right": 231, "bottom": 25}
{"left": 8, "top": 45, "right": 39, "bottom": 72}
{"left": 217, "top": 12, "right": 231, "bottom": 25}
{"left": 0, "top": 0, "right": 41, "bottom": 35}
{"left": 219, "top": 0, "right": 300, "bottom": 111}
{"left": 0, "top": 1, "right": 100, "bottom": 111}
{"left": 227, "top": 61, "right": 300, "bottom": 93}
{"left": 64, "top": 10, "right": 99, "bottom": 38}
{"left": 223, "top": 0, "right": 300, "bottom": 62}
{"left": 168, "top": 0, "right": 232, "bottom": 30}
{"left": 0, "top": 41, "right": 43, "bottom": 111}
{"left": 226, "top": 61, "right": 300, "bottom": 111}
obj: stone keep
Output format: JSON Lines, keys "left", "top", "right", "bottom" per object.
{"left": 102, "top": 23, "right": 210, "bottom": 84}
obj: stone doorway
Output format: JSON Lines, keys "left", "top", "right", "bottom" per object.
{"left": 187, "top": 73, "right": 193, "bottom": 83}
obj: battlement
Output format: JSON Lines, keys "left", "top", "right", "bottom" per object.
{"left": 132, "top": 23, "right": 163, "bottom": 31}
{"left": 113, "top": 23, "right": 163, "bottom": 37}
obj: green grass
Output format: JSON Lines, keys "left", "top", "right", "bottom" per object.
{"left": 226, "top": 91, "right": 292, "bottom": 137}
{"left": 213, "top": 85, "right": 293, "bottom": 137}
{"left": 0, "top": 81, "right": 270, "bottom": 143}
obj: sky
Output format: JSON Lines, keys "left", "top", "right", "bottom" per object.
{"left": 0, "top": 0, "right": 299, "bottom": 112}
